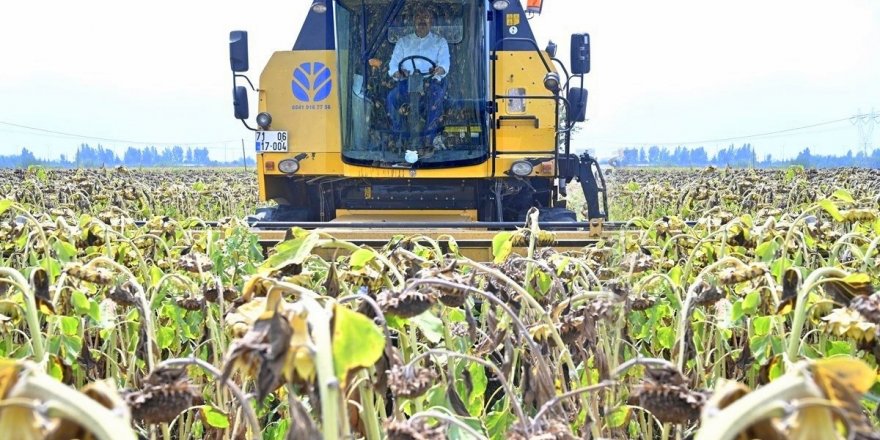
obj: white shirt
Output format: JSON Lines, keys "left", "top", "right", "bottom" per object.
{"left": 388, "top": 31, "right": 450, "bottom": 78}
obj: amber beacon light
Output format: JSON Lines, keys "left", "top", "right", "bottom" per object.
{"left": 527, "top": 0, "right": 544, "bottom": 14}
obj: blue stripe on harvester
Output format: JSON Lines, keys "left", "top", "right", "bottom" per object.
{"left": 293, "top": 3, "right": 336, "bottom": 51}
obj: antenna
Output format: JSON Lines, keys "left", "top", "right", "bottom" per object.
{"left": 850, "top": 108, "right": 879, "bottom": 157}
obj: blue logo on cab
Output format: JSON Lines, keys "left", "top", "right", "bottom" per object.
{"left": 292, "top": 62, "right": 332, "bottom": 102}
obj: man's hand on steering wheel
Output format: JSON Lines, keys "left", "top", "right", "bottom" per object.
{"left": 396, "top": 55, "right": 438, "bottom": 80}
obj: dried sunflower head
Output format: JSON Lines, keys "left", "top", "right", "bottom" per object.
{"left": 850, "top": 294, "right": 880, "bottom": 324}
{"left": 557, "top": 312, "right": 586, "bottom": 346}
{"left": 437, "top": 288, "right": 467, "bottom": 308}
{"left": 619, "top": 252, "right": 653, "bottom": 273}
{"left": 413, "top": 264, "right": 469, "bottom": 308}
{"left": 487, "top": 260, "right": 527, "bottom": 294}
{"left": 108, "top": 282, "right": 138, "bottom": 307}
{"left": 605, "top": 278, "right": 631, "bottom": 297}
{"left": 719, "top": 263, "right": 767, "bottom": 285}
{"left": 507, "top": 418, "right": 577, "bottom": 440}
{"left": 177, "top": 253, "right": 213, "bottom": 273}
{"left": 631, "top": 381, "right": 707, "bottom": 425}
{"left": 628, "top": 294, "right": 657, "bottom": 311}
{"left": 65, "top": 262, "right": 113, "bottom": 285}
{"left": 203, "top": 283, "right": 239, "bottom": 303}
{"left": 377, "top": 289, "right": 435, "bottom": 319}
{"left": 644, "top": 365, "right": 687, "bottom": 386}
{"left": 384, "top": 418, "right": 446, "bottom": 440}
{"left": 388, "top": 364, "right": 437, "bottom": 399}
{"left": 693, "top": 282, "right": 725, "bottom": 307}
{"left": 509, "top": 229, "right": 556, "bottom": 247}
{"left": 176, "top": 295, "right": 206, "bottom": 311}
{"left": 841, "top": 209, "right": 876, "bottom": 223}
{"left": 534, "top": 247, "right": 558, "bottom": 261}
{"left": 586, "top": 298, "right": 616, "bottom": 321}
{"left": 124, "top": 367, "right": 198, "bottom": 425}
{"left": 586, "top": 247, "right": 613, "bottom": 265}
{"left": 596, "top": 267, "right": 616, "bottom": 280}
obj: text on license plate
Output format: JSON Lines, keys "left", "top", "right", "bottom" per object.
{"left": 255, "top": 131, "right": 288, "bottom": 152}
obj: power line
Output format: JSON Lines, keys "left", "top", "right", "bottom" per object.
{"left": 0, "top": 120, "right": 237, "bottom": 147}
{"left": 587, "top": 113, "right": 875, "bottom": 146}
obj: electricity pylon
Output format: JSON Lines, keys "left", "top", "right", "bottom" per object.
{"left": 851, "top": 109, "right": 879, "bottom": 157}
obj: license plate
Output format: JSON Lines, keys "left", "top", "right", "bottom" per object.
{"left": 255, "top": 131, "right": 288, "bottom": 152}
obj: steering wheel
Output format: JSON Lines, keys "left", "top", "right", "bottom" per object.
{"left": 397, "top": 55, "right": 437, "bottom": 76}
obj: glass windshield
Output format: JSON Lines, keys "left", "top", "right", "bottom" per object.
{"left": 336, "top": 0, "right": 488, "bottom": 168}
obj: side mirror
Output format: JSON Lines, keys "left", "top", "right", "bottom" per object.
{"left": 229, "top": 30, "right": 249, "bottom": 72}
{"left": 567, "top": 87, "right": 587, "bottom": 122}
{"left": 570, "top": 33, "right": 590, "bottom": 74}
{"left": 233, "top": 86, "right": 249, "bottom": 120}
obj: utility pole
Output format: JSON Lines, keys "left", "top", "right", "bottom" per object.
{"left": 241, "top": 139, "right": 247, "bottom": 171}
{"left": 851, "top": 108, "right": 879, "bottom": 157}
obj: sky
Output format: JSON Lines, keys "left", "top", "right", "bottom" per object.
{"left": 1, "top": 0, "right": 879, "bottom": 162}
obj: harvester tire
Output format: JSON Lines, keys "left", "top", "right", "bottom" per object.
{"left": 538, "top": 207, "right": 577, "bottom": 230}
{"left": 248, "top": 205, "right": 310, "bottom": 223}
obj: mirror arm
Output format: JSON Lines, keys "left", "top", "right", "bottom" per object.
{"left": 240, "top": 119, "right": 257, "bottom": 132}
{"left": 234, "top": 74, "right": 257, "bottom": 91}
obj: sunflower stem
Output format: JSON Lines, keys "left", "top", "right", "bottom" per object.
{"left": 785, "top": 267, "right": 848, "bottom": 363}
{"left": 0, "top": 268, "right": 46, "bottom": 364}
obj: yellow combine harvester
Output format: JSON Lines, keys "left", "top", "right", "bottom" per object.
{"left": 228, "top": 0, "right": 607, "bottom": 236}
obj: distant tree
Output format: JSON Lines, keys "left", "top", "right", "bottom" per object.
{"left": 648, "top": 145, "right": 660, "bottom": 164}
{"left": 193, "top": 147, "right": 211, "bottom": 165}
{"left": 169, "top": 146, "right": 184, "bottom": 164}
{"left": 690, "top": 147, "right": 708, "bottom": 165}
{"left": 793, "top": 148, "right": 813, "bottom": 167}
{"left": 18, "top": 148, "right": 38, "bottom": 167}
{"left": 141, "top": 146, "right": 159, "bottom": 166}
{"left": 94, "top": 145, "right": 119, "bottom": 166}
{"left": 124, "top": 147, "right": 142, "bottom": 166}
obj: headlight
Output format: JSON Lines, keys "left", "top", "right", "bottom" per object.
{"left": 543, "top": 72, "right": 560, "bottom": 93}
{"left": 492, "top": 0, "right": 510, "bottom": 10}
{"left": 278, "top": 159, "right": 300, "bottom": 174}
{"left": 256, "top": 112, "right": 272, "bottom": 129}
{"left": 510, "top": 160, "right": 534, "bottom": 176}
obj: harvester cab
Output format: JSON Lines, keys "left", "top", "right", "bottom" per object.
{"left": 229, "top": 0, "right": 607, "bottom": 225}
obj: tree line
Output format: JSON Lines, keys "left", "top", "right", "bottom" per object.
{"left": 2, "top": 142, "right": 879, "bottom": 169}
{"left": 613, "top": 143, "right": 880, "bottom": 168}
{"left": 0, "top": 144, "right": 255, "bottom": 168}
